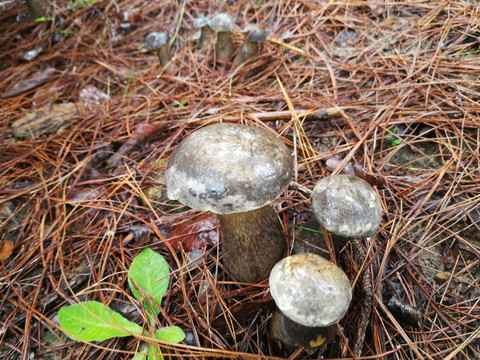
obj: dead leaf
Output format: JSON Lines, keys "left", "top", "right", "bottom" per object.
{"left": 108, "top": 122, "right": 168, "bottom": 168}
{"left": 165, "top": 213, "right": 219, "bottom": 251}
{"left": 11, "top": 102, "right": 78, "bottom": 139}
{"left": 0, "top": 240, "right": 14, "bottom": 260}
{"left": 1, "top": 68, "right": 56, "bottom": 98}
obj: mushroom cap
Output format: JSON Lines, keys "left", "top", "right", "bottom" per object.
{"left": 192, "top": 17, "right": 211, "bottom": 29}
{"left": 311, "top": 174, "right": 382, "bottom": 238}
{"left": 165, "top": 123, "right": 293, "bottom": 214}
{"left": 210, "top": 13, "right": 234, "bottom": 32}
{"left": 249, "top": 28, "right": 266, "bottom": 42}
{"left": 145, "top": 31, "right": 168, "bottom": 50}
{"left": 269, "top": 253, "right": 352, "bottom": 328}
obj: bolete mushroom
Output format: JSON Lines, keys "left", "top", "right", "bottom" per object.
{"left": 145, "top": 31, "right": 170, "bottom": 67}
{"left": 269, "top": 253, "right": 352, "bottom": 351}
{"left": 311, "top": 174, "right": 382, "bottom": 242}
{"left": 210, "top": 13, "right": 235, "bottom": 61}
{"left": 310, "top": 174, "right": 382, "bottom": 357}
{"left": 164, "top": 123, "right": 293, "bottom": 283}
{"left": 233, "top": 27, "right": 266, "bottom": 66}
{"left": 192, "top": 17, "right": 215, "bottom": 50}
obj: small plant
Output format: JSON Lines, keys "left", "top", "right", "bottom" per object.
{"left": 58, "top": 248, "right": 185, "bottom": 359}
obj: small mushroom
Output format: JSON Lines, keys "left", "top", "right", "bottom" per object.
{"left": 210, "top": 13, "right": 235, "bottom": 61}
{"left": 165, "top": 123, "right": 293, "bottom": 283}
{"left": 193, "top": 17, "right": 215, "bottom": 49}
{"left": 311, "top": 174, "right": 382, "bottom": 242}
{"left": 269, "top": 253, "right": 352, "bottom": 351}
{"left": 233, "top": 27, "right": 266, "bottom": 66}
{"left": 145, "top": 31, "right": 170, "bottom": 67}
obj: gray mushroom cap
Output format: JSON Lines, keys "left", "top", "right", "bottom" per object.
{"left": 249, "top": 28, "right": 266, "bottom": 42}
{"left": 311, "top": 174, "right": 382, "bottom": 238}
{"left": 193, "top": 17, "right": 211, "bottom": 29}
{"left": 210, "top": 13, "right": 234, "bottom": 32}
{"left": 269, "top": 253, "right": 352, "bottom": 328}
{"left": 145, "top": 31, "right": 168, "bottom": 50}
{"left": 165, "top": 123, "right": 293, "bottom": 214}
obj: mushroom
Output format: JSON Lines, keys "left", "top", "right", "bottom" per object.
{"left": 145, "top": 31, "right": 170, "bottom": 67}
{"left": 192, "top": 17, "right": 215, "bottom": 50}
{"left": 269, "top": 253, "right": 352, "bottom": 351}
{"left": 311, "top": 174, "right": 382, "bottom": 243}
{"left": 233, "top": 27, "right": 266, "bottom": 66}
{"left": 164, "top": 123, "right": 293, "bottom": 283}
{"left": 210, "top": 13, "right": 235, "bottom": 61}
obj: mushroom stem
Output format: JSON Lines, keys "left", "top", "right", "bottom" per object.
{"left": 198, "top": 25, "right": 215, "bottom": 49}
{"left": 269, "top": 310, "right": 339, "bottom": 352}
{"left": 233, "top": 40, "right": 258, "bottom": 65}
{"left": 217, "top": 205, "right": 286, "bottom": 283}
{"left": 215, "top": 31, "right": 235, "bottom": 61}
{"left": 157, "top": 45, "right": 170, "bottom": 67}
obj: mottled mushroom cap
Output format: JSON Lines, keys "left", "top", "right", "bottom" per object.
{"left": 269, "top": 253, "right": 352, "bottom": 328}
{"left": 248, "top": 28, "right": 266, "bottom": 42}
{"left": 210, "top": 13, "right": 234, "bottom": 32}
{"left": 145, "top": 31, "right": 168, "bottom": 50}
{"left": 192, "top": 17, "right": 211, "bottom": 29}
{"left": 165, "top": 123, "right": 293, "bottom": 214}
{"left": 311, "top": 174, "right": 382, "bottom": 238}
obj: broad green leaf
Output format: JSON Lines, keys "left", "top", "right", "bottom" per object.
{"left": 58, "top": 301, "right": 142, "bottom": 342}
{"left": 154, "top": 326, "right": 185, "bottom": 343}
{"left": 128, "top": 248, "right": 170, "bottom": 317}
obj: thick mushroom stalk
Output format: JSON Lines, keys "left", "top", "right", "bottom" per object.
{"left": 210, "top": 13, "right": 235, "bottom": 61}
{"left": 269, "top": 253, "right": 352, "bottom": 351}
{"left": 165, "top": 123, "right": 293, "bottom": 283}
{"left": 217, "top": 205, "right": 285, "bottom": 283}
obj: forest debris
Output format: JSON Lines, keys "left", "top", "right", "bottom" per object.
{"left": 1, "top": 67, "right": 56, "bottom": 98}
{"left": 79, "top": 85, "right": 110, "bottom": 106}
{"left": 0, "top": 240, "right": 14, "bottom": 260}
{"left": 107, "top": 122, "right": 168, "bottom": 167}
{"left": 165, "top": 213, "right": 219, "bottom": 252}
{"left": 11, "top": 102, "right": 78, "bottom": 139}
{"left": 387, "top": 296, "right": 422, "bottom": 327}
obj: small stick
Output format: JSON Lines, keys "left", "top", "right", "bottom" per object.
{"left": 351, "top": 239, "right": 374, "bottom": 357}
{"left": 184, "top": 106, "right": 343, "bottom": 126}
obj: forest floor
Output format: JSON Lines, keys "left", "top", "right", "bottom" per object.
{"left": 1, "top": 1, "right": 480, "bottom": 359}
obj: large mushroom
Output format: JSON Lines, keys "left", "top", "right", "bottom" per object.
{"left": 164, "top": 123, "right": 293, "bottom": 283}
{"left": 269, "top": 253, "right": 352, "bottom": 351}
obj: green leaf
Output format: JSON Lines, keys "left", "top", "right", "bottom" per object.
{"left": 147, "top": 343, "right": 163, "bottom": 360}
{"left": 391, "top": 137, "right": 402, "bottom": 146}
{"left": 58, "top": 301, "right": 143, "bottom": 342}
{"left": 132, "top": 343, "right": 162, "bottom": 360}
{"left": 132, "top": 352, "right": 147, "bottom": 360}
{"left": 128, "top": 248, "right": 170, "bottom": 317}
{"left": 154, "top": 326, "right": 185, "bottom": 343}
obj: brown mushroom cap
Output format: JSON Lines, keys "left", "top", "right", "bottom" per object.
{"left": 165, "top": 123, "right": 293, "bottom": 214}
{"left": 311, "top": 174, "right": 382, "bottom": 238}
{"left": 269, "top": 253, "right": 352, "bottom": 328}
